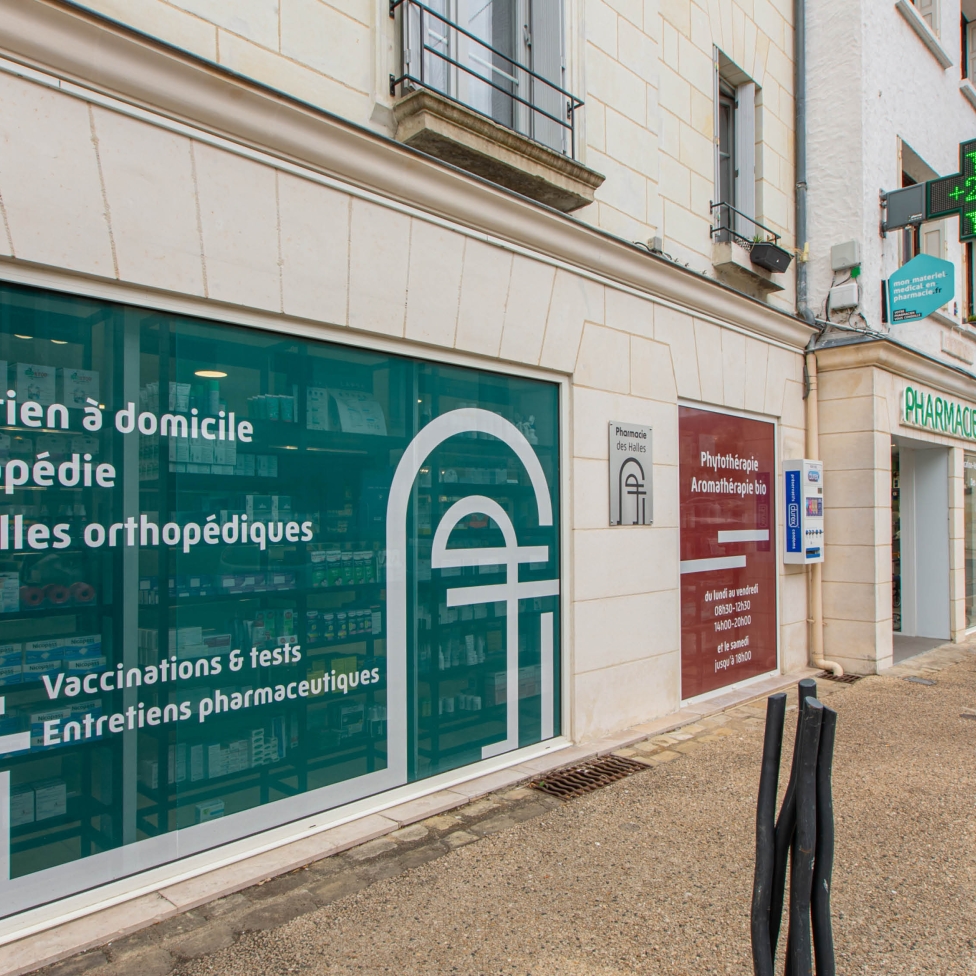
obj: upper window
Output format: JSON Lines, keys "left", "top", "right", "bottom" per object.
{"left": 395, "top": 0, "right": 575, "bottom": 156}
{"left": 712, "top": 53, "right": 758, "bottom": 244}
{"left": 963, "top": 15, "right": 976, "bottom": 78}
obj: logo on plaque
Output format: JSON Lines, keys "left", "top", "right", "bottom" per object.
{"left": 609, "top": 422, "right": 653, "bottom": 525}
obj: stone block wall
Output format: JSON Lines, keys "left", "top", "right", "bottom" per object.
{"left": 72, "top": 0, "right": 797, "bottom": 311}
{"left": 0, "top": 59, "right": 807, "bottom": 737}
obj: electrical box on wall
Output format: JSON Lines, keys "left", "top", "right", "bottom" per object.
{"left": 784, "top": 459, "right": 824, "bottom": 564}
{"left": 828, "top": 281, "right": 859, "bottom": 311}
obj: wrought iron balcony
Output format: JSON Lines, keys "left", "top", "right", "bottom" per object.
{"left": 389, "top": 0, "right": 584, "bottom": 160}
{"left": 710, "top": 201, "right": 782, "bottom": 248}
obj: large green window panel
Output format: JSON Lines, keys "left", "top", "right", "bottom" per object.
{"left": 0, "top": 281, "right": 560, "bottom": 915}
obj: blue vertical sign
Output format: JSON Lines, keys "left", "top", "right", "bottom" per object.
{"left": 785, "top": 468, "right": 801, "bottom": 554}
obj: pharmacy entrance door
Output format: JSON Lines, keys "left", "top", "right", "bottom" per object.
{"left": 892, "top": 437, "right": 950, "bottom": 656}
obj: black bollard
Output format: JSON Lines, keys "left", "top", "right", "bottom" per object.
{"left": 811, "top": 706, "right": 837, "bottom": 976}
{"left": 769, "top": 677, "right": 818, "bottom": 957}
{"left": 787, "top": 697, "right": 824, "bottom": 976}
{"left": 751, "top": 693, "right": 787, "bottom": 976}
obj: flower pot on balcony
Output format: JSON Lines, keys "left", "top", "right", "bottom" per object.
{"left": 749, "top": 242, "right": 793, "bottom": 274}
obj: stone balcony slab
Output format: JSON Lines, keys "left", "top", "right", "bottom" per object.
{"left": 393, "top": 87, "right": 604, "bottom": 213}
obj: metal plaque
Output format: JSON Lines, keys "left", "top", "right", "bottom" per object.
{"left": 609, "top": 422, "right": 653, "bottom": 525}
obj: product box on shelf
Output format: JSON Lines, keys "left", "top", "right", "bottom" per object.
{"left": 329, "top": 701, "right": 365, "bottom": 739}
{"left": 0, "top": 573, "right": 19, "bottom": 613}
{"left": 138, "top": 759, "right": 159, "bottom": 791}
{"left": 11, "top": 787, "right": 35, "bottom": 827}
{"left": 70, "top": 434, "right": 100, "bottom": 457}
{"left": 306, "top": 387, "right": 330, "bottom": 430}
{"left": 195, "top": 799, "right": 225, "bottom": 823}
{"left": 0, "top": 643, "right": 22, "bottom": 666}
{"left": 65, "top": 655, "right": 106, "bottom": 673}
{"left": 0, "top": 665, "right": 23, "bottom": 686}
{"left": 70, "top": 699, "right": 102, "bottom": 721}
{"left": 11, "top": 363, "right": 56, "bottom": 405}
{"left": 57, "top": 368, "right": 100, "bottom": 408}
{"left": 24, "top": 641, "right": 63, "bottom": 680}
{"left": 30, "top": 707, "right": 71, "bottom": 747}
{"left": 34, "top": 779, "right": 67, "bottom": 820}
{"left": 234, "top": 453, "right": 256, "bottom": 477}
{"left": 168, "top": 743, "right": 188, "bottom": 785}
{"left": 62, "top": 634, "right": 102, "bottom": 659}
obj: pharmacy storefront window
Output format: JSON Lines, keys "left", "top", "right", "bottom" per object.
{"left": 965, "top": 453, "right": 976, "bottom": 629}
{"left": 0, "top": 282, "right": 560, "bottom": 914}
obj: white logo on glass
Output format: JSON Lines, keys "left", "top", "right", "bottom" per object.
{"left": 386, "top": 408, "right": 559, "bottom": 772}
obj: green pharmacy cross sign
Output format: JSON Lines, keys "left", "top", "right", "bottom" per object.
{"left": 926, "top": 138, "right": 976, "bottom": 241}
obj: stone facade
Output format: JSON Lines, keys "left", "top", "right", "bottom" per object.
{"left": 0, "top": 0, "right": 815, "bottom": 931}
{"left": 0, "top": 1, "right": 810, "bottom": 738}
{"left": 71, "top": 0, "right": 798, "bottom": 309}
{"left": 807, "top": 0, "right": 976, "bottom": 368}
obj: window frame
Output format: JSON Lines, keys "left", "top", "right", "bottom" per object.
{"left": 713, "top": 52, "right": 759, "bottom": 244}
{"left": 401, "top": 0, "right": 569, "bottom": 155}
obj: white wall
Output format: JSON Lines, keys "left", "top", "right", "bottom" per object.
{"left": 808, "top": 0, "right": 976, "bottom": 369}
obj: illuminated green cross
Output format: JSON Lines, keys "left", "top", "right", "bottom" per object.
{"left": 926, "top": 139, "right": 976, "bottom": 241}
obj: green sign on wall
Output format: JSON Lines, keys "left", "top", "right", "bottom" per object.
{"left": 926, "top": 138, "right": 976, "bottom": 241}
{"left": 887, "top": 253, "right": 954, "bottom": 323}
{"left": 0, "top": 281, "right": 560, "bottom": 915}
{"left": 901, "top": 384, "right": 976, "bottom": 441}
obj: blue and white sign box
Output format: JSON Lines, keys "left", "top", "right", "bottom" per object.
{"left": 784, "top": 459, "right": 824, "bottom": 564}
{"left": 887, "top": 253, "right": 955, "bottom": 324}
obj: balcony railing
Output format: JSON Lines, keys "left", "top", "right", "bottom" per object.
{"left": 710, "top": 201, "right": 782, "bottom": 248}
{"left": 389, "top": 0, "right": 584, "bottom": 159}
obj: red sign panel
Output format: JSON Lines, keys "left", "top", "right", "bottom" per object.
{"left": 679, "top": 407, "right": 777, "bottom": 698}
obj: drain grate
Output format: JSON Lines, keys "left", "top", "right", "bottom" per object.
{"left": 531, "top": 754, "right": 648, "bottom": 799}
{"left": 817, "top": 670, "right": 862, "bottom": 684}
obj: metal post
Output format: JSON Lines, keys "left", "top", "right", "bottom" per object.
{"left": 812, "top": 706, "right": 837, "bottom": 976}
{"left": 751, "top": 693, "right": 787, "bottom": 976}
{"left": 769, "top": 677, "right": 818, "bottom": 955}
{"left": 788, "top": 697, "right": 824, "bottom": 976}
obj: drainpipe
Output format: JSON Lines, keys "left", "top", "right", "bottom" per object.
{"left": 804, "top": 348, "right": 843, "bottom": 677}
{"left": 794, "top": 0, "right": 813, "bottom": 329}
{"left": 796, "top": 0, "right": 843, "bottom": 676}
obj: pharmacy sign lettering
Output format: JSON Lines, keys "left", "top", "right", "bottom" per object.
{"left": 901, "top": 385, "right": 976, "bottom": 442}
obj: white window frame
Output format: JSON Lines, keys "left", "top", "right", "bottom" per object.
{"left": 914, "top": 0, "right": 940, "bottom": 35}
{"left": 713, "top": 50, "right": 759, "bottom": 241}
{"left": 404, "top": 0, "right": 567, "bottom": 153}
{"left": 967, "top": 19, "right": 976, "bottom": 79}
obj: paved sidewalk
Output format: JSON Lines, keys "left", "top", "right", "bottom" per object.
{"left": 24, "top": 643, "right": 976, "bottom": 975}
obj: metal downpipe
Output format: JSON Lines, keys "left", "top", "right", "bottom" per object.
{"left": 795, "top": 0, "right": 841, "bottom": 677}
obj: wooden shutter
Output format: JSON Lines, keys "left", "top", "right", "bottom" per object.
{"left": 530, "top": 0, "right": 565, "bottom": 153}
{"left": 916, "top": 0, "right": 938, "bottom": 34}
{"left": 922, "top": 221, "right": 948, "bottom": 308}
{"left": 734, "top": 82, "right": 756, "bottom": 238}
{"left": 967, "top": 19, "right": 976, "bottom": 79}
{"left": 922, "top": 221, "right": 944, "bottom": 258}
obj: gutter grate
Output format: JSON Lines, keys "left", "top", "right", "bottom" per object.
{"left": 530, "top": 754, "right": 648, "bottom": 799}
{"left": 817, "top": 670, "right": 862, "bottom": 684}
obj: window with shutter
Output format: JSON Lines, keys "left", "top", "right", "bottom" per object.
{"left": 399, "top": 0, "right": 570, "bottom": 153}
{"left": 915, "top": 0, "right": 940, "bottom": 35}
{"left": 390, "top": 0, "right": 600, "bottom": 211}
{"left": 734, "top": 81, "right": 757, "bottom": 239}
{"left": 529, "top": 0, "right": 565, "bottom": 153}
{"left": 922, "top": 221, "right": 945, "bottom": 259}
{"left": 713, "top": 54, "right": 759, "bottom": 244}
